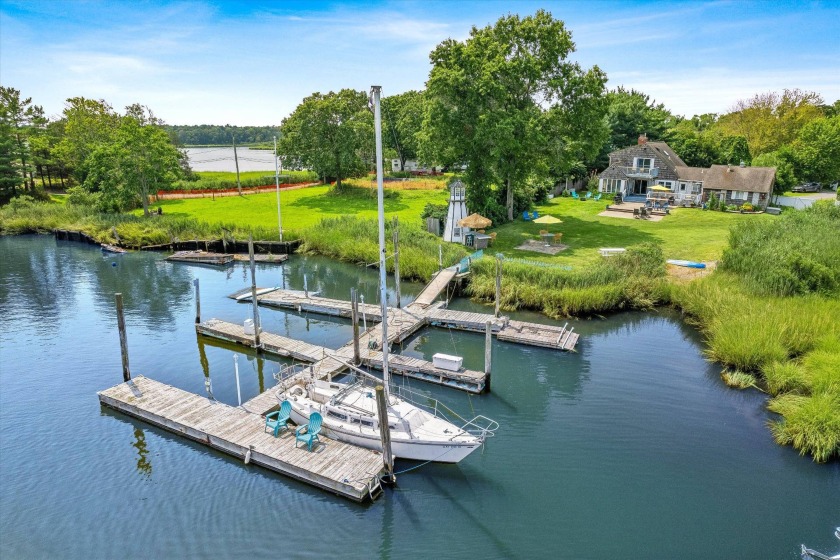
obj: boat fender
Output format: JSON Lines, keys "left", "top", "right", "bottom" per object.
{"left": 244, "top": 445, "right": 253, "bottom": 464}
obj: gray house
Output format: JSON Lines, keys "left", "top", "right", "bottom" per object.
{"left": 598, "top": 135, "right": 776, "bottom": 208}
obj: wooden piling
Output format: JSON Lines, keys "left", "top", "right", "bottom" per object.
{"left": 376, "top": 385, "right": 395, "bottom": 484}
{"left": 115, "top": 293, "right": 131, "bottom": 382}
{"left": 494, "top": 257, "right": 502, "bottom": 318}
{"left": 193, "top": 278, "right": 201, "bottom": 324}
{"left": 484, "top": 320, "right": 492, "bottom": 392}
{"left": 351, "top": 288, "right": 361, "bottom": 365}
{"left": 248, "top": 236, "right": 262, "bottom": 349}
{"left": 392, "top": 216, "right": 401, "bottom": 308}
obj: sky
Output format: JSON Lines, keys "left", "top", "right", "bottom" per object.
{"left": 2, "top": 0, "right": 839, "bottom": 126}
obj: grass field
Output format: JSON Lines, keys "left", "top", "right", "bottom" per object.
{"left": 154, "top": 183, "right": 449, "bottom": 232}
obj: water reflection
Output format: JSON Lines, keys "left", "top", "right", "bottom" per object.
{"left": 132, "top": 427, "right": 152, "bottom": 479}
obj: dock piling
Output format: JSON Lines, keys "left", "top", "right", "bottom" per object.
{"left": 375, "top": 385, "right": 395, "bottom": 485}
{"left": 392, "top": 217, "right": 401, "bottom": 308}
{"left": 233, "top": 354, "right": 242, "bottom": 406}
{"left": 439, "top": 244, "right": 443, "bottom": 272}
{"left": 351, "top": 288, "right": 361, "bottom": 365}
{"left": 115, "top": 293, "right": 131, "bottom": 382}
{"left": 484, "top": 320, "right": 492, "bottom": 392}
{"left": 248, "top": 236, "right": 262, "bottom": 350}
{"left": 193, "top": 278, "right": 201, "bottom": 324}
{"left": 494, "top": 257, "right": 502, "bottom": 318}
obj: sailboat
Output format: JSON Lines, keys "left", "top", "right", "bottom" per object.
{"left": 276, "top": 86, "right": 497, "bottom": 463}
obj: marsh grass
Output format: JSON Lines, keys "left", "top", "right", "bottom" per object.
{"left": 721, "top": 370, "right": 759, "bottom": 390}
{"left": 768, "top": 393, "right": 840, "bottom": 463}
{"left": 467, "top": 243, "right": 668, "bottom": 317}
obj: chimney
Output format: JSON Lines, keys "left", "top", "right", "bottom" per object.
{"left": 638, "top": 134, "right": 648, "bottom": 145}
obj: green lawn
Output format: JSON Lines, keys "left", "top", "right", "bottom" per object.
{"left": 154, "top": 184, "right": 449, "bottom": 232}
{"left": 489, "top": 197, "right": 773, "bottom": 266}
{"left": 153, "top": 186, "right": 771, "bottom": 265}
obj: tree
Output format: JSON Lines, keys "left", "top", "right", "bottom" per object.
{"left": 83, "top": 106, "right": 184, "bottom": 215}
{"left": 603, "top": 87, "right": 677, "bottom": 153}
{"left": 422, "top": 10, "right": 607, "bottom": 221}
{"left": 0, "top": 123, "right": 21, "bottom": 201}
{"left": 752, "top": 150, "right": 797, "bottom": 194}
{"left": 54, "top": 97, "right": 119, "bottom": 185}
{"left": 279, "top": 90, "right": 372, "bottom": 189}
{"left": 791, "top": 115, "right": 840, "bottom": 183}
{"left": 381, "top": 90, "right": 425, "bottom": 171}
{"left": 715, "top": 89, "right": 824, "bottom": 158}
{"left": 0, "top": 86, "right": 45, "bottom": 191}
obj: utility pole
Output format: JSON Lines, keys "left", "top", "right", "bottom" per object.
{"left": 233, "top": 134, "right": 242, "bottom": 196}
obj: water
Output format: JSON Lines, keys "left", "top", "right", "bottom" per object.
{"left": 185, "top": 147, "right": 276, "bottom": 172}
{"left": 0, "top": 235, "right": 837, "bottom": 559}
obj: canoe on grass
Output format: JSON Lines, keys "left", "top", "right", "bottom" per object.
{"left": 667, "top": 259, "right": 706, "bottom": 269}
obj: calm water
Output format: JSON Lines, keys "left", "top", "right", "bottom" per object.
{"left": 0, "top": 235, "right": 837, "bottom": 559}
{"left": 185, "top": 147, "right": 275, "bottom": 172}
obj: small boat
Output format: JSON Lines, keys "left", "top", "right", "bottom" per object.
{"left": 101, "top": 244, "right": 127, "bottom": 254}
{"left": 666, "top": 259, "right": 706, "bottom": 269}
{"left": 801, "top": 527, "right": 840, "bottom": 560}
{"left": 276, "top": 364, "right": 497, "bottom": 463}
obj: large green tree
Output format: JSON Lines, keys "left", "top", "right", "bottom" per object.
{"left": 0, "top": 86, "right": 45, "bottom": 191}
{"left": 279, "top": 89, "right": 373, "bottom": 189}
{"left": 422, "top": 10, "right": 607, "bottom": 221}
{"left": 54, "top": 97, "right": 119, "bottom": 185}
{"left": 604, "top": 87, "right": 677, "bottom": 151}
{"left": 791, "top": 115, "right": 840, "bottom": 183}
{"left": 381, "top": 90, "right": 425, "bottom": 171}
{"left": 82, "top": 105, "right": 184, "bottom": 215}
{"left": 715, "top": 89, "right": 824, "bottom": 158}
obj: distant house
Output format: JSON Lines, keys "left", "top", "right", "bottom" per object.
{"left": 598, "top": 135, "right": 775, "bottom": 208}
{"left": 390, "top": 159, "right": 439, "bottom": 174}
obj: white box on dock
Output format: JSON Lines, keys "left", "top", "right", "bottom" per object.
{"left": 243, "top": 318, "right": 255, "bottom": 335}
{"left": 432, "top": 353, "right": 463, "bottom": 372}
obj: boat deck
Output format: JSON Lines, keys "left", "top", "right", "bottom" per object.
{"left": 98, "top": 375, "right": 384, "bottom": 502}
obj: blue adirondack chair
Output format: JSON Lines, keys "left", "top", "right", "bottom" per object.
{"left": 531, "top": 210, "right": 539, "bottom": 220}
{"left": 295, "top": 412, "right": 323, "bottom": 451}
{"left": 585, "top": 192, "right": 593, "bottom": 200}
{"left": 571, "top": 191, "right": 580, "bottom": 200}
{"left": 594, "top": 193, "right": 602, "bottom": 201}
{"left": 522, "top": 211, "right": 531, "bottom": 221}
{"left": 265, "top": 400, "right": 292, "bottom": 437}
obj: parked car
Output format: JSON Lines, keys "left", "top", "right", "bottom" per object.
{"left": 792, "top": 182, "right": 821, "bottom": 193}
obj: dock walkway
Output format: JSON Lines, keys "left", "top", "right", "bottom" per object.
{"left": 98, "top": 375, "right": 384, "bottom": 502}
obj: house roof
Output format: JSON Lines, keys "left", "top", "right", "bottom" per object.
{"left": 677, "top": 165, "right": 776, "bottom": 193}
{"left": 646, "top": 142, "right": 687, "bottom": 167}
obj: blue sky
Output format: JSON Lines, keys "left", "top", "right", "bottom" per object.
{"left": 2, "top": 0, "right": 838, "bottom": 125}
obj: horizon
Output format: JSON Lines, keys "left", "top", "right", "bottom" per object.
{"left": 2, "top": 0, "right": 839, "bottom": 126}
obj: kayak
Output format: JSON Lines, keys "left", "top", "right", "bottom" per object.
{"left": 667, "top": 259, "right": 706, "bottom": 269}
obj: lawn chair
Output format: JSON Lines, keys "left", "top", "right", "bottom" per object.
{"left": 295, "top": 412, "right": 323, "bottom": 451}
{"left": 489, "top": 232, "right": 497, "bottom": 245}
{"left": 522, "top": 211, "right": 531, "bottom": 221}
{"left": 633, "top": 208, "right": 640, "bottom": 219}
{"left": 571, "top": 191, "right": 580, "bottom": 200}
{"left": 265, "top": 400, "right": 293, "bottom": 437}
{"left": 585, "top": 192, "right": 592, "bottom": 200}
{"left": 539, "top": 229, "right": 548, "bottom": 235}
{"left": 531, "top": 211, "right": 539, "bottom": 219}
{"left": 594, "top": 193, "right": 602, "bottom": 202}
{"left": 552, "top": 233, "right": 563, "bottom": 246}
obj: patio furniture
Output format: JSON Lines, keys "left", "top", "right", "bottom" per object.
{"left": 531, "top": 211, "right": 539, "bottom": 220}
{"left": 594, "top": 193, "right": 602, "bottom": 201}
{"left": 523, "top": 211, "right": 531, "bottom": 220}
{"left": 585, "top": 192, "right": 592, "bottom": 200}
{"left": 552, "top": 233, "right": 563, "bottom": 245}
{"left": 571, "top": 191, "right": 580, "bottom": 200}
{"left": 633, "top": 208, "right": 640, "bottom": 219}
{"left": 295, "top": 412, "right": 323, "bottom": 451}
{"left": 599, "top": 248, "right": 626, "bottom": 257}
{"left": 265, "top": 400, "right": 292, "bottom": 437}
{"left": 540, "top": 232, "right": 554, "bottom": 245}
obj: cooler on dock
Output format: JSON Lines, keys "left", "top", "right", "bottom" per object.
{"left": 244, "top": 318, "right": 255, "bottom": 335}
{"left": 433, "top": 353, "right": 463, "bottom": 372}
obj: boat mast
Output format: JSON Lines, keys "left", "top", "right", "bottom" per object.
{"left": 371, "top": 85, "right": 390, "bottom": 403}
{"left": 274, "top": 136, "right": 283, "bottom": 242}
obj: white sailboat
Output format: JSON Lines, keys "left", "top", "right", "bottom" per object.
{"left": 276, "top": 86, "right": 497, "bottom": 463}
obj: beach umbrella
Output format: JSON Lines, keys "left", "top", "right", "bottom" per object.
{"left": 649, "top": 185, "right": 671, "bottom": 191}
{"left": 458, "top": 213, "right": 493, "bottom": 228}
{"left": 532, "top": 215, "right": 562, "bottom": 224}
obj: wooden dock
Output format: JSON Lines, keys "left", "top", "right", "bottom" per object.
{"left": 240, "top": 288, "right": 579, "bottom": 352}
{"left": 411, "top": 266, "right": 458, "bottom": 308}
{"left": 98, "top": 375, "right": 384, "bottom": 502}
{"left": 232, "top": 254, "right": 289, "bottom": 264}
{"left": 167, "top": 251, "right": 234, "bottom": 266}
{"left": 197, "top": 318, "right": 487, "bottom": 394}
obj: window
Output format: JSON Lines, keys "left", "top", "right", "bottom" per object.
{"left": 635, "top": 157, "right": 652, "bottom": 170}
{"left": 679, "top": 183, "right": 686, "bottom": 191}
{"left": 732, "top": 191, "right": 747, "bottom": 200}
{"left": 453, "top": 227, "right": 462, "bottom": 239}
{"left": 601, "top": 178, "right": 622, "bottom": 193}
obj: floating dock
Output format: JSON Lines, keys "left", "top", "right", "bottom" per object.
{"left": 98, "top": 375, "right": 384, "bottom": 502}
{"left": 232, "top": 254, "right": 289, "bottom": 264}
{"left": 197, "top": 318, "right": 488, "bottom": 393}
{"left": 167, "top": 251, "right": 235, "bottom": 266}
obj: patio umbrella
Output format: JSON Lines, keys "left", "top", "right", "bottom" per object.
{"left": 458, "top": 213, "right": 492, "bottom": 228}
{"left": 532, "top": 215, "right": 562, "bottom": 224}
{"left": 649, "top": 185, "right": 671, "bottom": 191}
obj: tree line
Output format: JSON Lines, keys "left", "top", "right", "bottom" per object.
{"left": 163, "top": 124, "right": 281, "bottom": 146}
{"left": 3, "top": 10, "right": 839, "bottom": 218}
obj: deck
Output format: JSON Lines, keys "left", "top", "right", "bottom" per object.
{"left": 98, "top": 375, "right": 384, "bottom": 502}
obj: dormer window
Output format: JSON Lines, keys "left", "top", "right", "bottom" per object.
{"left": 634, "top": 157, "right": 652, "bottom": 170}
